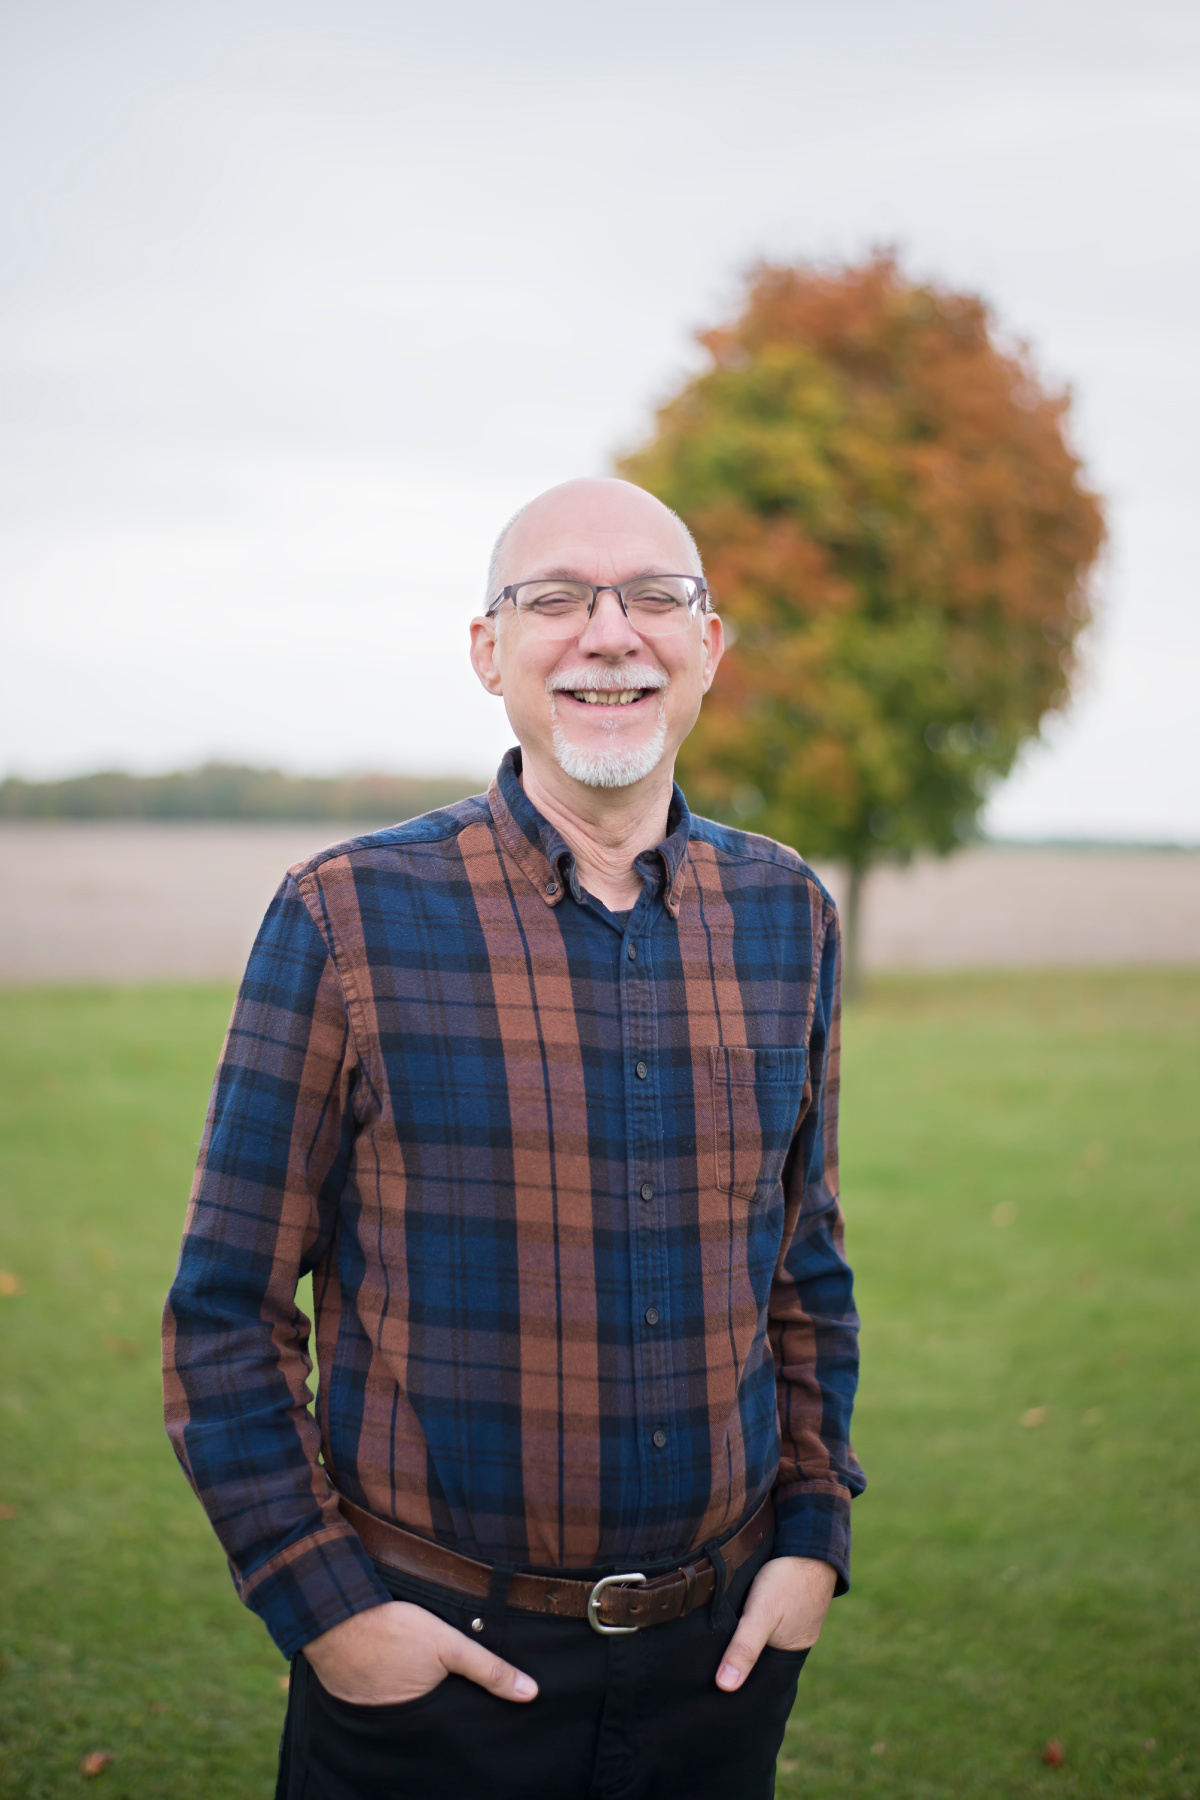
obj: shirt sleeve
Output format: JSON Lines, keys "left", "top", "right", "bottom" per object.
{"left": 162, "top": 874, "right": 392, "bottom": 1657}
{"left": 768, "top": 898, "right": 865, "bottom": 1593}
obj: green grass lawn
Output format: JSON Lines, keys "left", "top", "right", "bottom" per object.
{"left": 0, "top": 973, "right": 1196, "bottom": 1798}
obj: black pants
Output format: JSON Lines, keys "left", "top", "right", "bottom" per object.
{"left": 276, "top": 1531, "right": 806, "bottom": 1800}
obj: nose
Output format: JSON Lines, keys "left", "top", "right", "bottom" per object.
{"left": 575, "top": 588, "right": 643, "bottom": 657}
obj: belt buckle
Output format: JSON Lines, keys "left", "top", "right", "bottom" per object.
{"left": 587, "top": 1572, "right": 646, "bottom": 1636}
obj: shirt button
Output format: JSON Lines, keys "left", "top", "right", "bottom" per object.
{"left": 640, "top": 1182, "right": 654, "bottom": 1202}
{"left": 635, "top": 1060, "right": 648, "bottom": 1080}
{"left": 644, "top": 1307, "right": 660, "bottom": 1326}
{"left": 652, "top": 1429, "right": 667, "bottom": 1449}
{"left": 545, "top": 880, "right": 558, "bottom": 896}
{"left": 627, "top": 944, "right": 637, "bottom": 961}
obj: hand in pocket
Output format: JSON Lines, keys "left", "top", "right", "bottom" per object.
{"left": 303, "top": 1600, "right": 538, "bottom": 1707}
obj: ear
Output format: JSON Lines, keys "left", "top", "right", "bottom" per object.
{"left": 469, "top": 614, "right": 504, "bottom": 695}
{"left": 699, "top": 613, "right": 725, "bottom": 694}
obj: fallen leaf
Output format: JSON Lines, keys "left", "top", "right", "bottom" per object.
{"left": 779, "top": 1759, "right": 797, "bottom": 1773}
{"left": 1041, "top": 1739, "right": 1066, "bottom": 1767}
{"left": 92, "top": 1248, "right": 116, "bottom": 1272}
{"left": 1144, "top": 1738, "right": 1157, "bottom": 1752}
{"left": 79, "top": 1751, "right": 114, "bottom": 1777}
{"left": 149, "top": 1702, "right": 170, "bottom": 1716}
{"left": 991, "top": 1202, "right": 1017, "bottom": 1228}
{"left": 1075, "top": 1269, "right": 1096, "bottom": 1291}
{"left": 0, "top": 1271, "right": 22, "bottom": 1298}
{"left": 871, "top": 1741, "right": 887, "bottom": 1755}
{"left": 1021, "top": 1407, "right": 1047, "bottom": 1429}
{"left": 277, "top": 1673, "right": 290, "bottom": 1693}
{"left": 104, "top": 1336, "right": 143, "bottom": 1359}
{"left": 1082, "top": 1407, "right": 1103, "bottom": 1426}
{"left": 0, "top": 1504, "right": 17, "bottom": 1522}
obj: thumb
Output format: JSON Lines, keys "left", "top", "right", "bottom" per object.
{"left": 715, "top": 1603, "right": 772, "bottom": 1692}
{"left": 438, "top": 1624, "right": 539, "bottom": 1704}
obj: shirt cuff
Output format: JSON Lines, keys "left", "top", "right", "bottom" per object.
{"left": 238, "top": 1524, "right": 394, "bottom": 1659}
{"left": 771, "top": 1480, "right": 853, "bottom": 1596}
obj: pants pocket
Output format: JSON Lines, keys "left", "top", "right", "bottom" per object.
{"left": 311, "top": 1666, "right": 452, "bottom": 1725}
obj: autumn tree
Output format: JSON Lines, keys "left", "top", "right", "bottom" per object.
{"left": 618, "top": 254, "right": 1105, "bottom": 994}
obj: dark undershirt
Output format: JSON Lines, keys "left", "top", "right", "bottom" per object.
{"left": 579, "top": 891, "right": 633, "bottom": 933}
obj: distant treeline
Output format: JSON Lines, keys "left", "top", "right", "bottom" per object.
{"left": 0, "top": 764, "right": 484, "bottom": 822}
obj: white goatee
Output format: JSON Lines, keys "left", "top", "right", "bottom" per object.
{"left": 546, "top": 666, "right": 669, "bottom": 789}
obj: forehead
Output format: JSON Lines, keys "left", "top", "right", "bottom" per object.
{"left": 503, "top": 499, "right": 697, "bottom": 583}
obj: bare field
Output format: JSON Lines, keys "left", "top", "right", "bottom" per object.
{"left": 1, "top": 820, "right": 1197, "bottom": 983}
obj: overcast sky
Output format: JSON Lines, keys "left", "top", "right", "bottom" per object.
{"left": 2, "top": 0, "right": 1197, "bottom": 838}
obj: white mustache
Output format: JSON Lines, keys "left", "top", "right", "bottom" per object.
{"left": 546, "top": 665, "right": 669, "bottom": 694}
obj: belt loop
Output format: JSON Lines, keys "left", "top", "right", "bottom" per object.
{"left": 703, "top": 1539, "right": 737, "bottom": 1634}
{"left": 482, "top": 1560, "right": 514, "bottom": 1650}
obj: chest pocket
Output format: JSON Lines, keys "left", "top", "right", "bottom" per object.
{"left": 710, "top": 1045, "right": 808, "bottom": 1204}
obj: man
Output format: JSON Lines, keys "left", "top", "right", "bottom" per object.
{"left": 163, "top": 477, "right": 863, "bottom": 1800}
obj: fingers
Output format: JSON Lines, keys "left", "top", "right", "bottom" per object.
{"left": 715, "top": 1555, "right": 839, "bottom": 1690}
{"left": 439, "top": 1623, "right": 538, "bottom": 1703}
{"left": 715, "top": 1603, "right": 772, "bottom": 1692}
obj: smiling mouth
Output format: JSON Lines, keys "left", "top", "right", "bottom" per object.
{"left": 568, "top": 688, "right": 652, "bottom": 706}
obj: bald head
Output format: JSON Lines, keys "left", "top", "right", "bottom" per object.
{"left": 469, "top": 473, "right": 725, "bottom": 806}
{"left": 485, "top": 478, "right": 702, "bottom": 604}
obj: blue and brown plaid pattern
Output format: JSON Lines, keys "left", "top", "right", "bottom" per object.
{"left": 163, "top": 749, "right": 864, "bottom": 1657}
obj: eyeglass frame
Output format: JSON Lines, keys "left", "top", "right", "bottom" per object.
{"left": 484, "top": 575, "right": 712, "bottom": 634}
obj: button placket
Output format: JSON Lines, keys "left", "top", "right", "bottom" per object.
{"left": 621, "top": 923, "right": 674, "bottom": 1514}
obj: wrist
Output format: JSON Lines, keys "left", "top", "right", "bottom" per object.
{"left": 302, "top": 1597, "right": 393, "bottom": 1666}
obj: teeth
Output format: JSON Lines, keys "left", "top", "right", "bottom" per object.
{"left": 571, "top": 690, "right": 645, "bottom": 706}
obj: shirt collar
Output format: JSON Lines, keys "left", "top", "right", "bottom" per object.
{"left": 487, "top": 746, "right": 691, "bottom": 918}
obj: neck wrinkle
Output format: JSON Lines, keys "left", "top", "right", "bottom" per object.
{"left": 519, "top": 752, "right": 674, "bottom": 911}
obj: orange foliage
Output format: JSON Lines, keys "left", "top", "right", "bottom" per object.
{"left": 618, "top": 254, "right": 1106, "bottom": 875}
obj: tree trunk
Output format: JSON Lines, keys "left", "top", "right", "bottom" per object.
{"left": 843, "top": 861, "right": 865, "bottom": 1002}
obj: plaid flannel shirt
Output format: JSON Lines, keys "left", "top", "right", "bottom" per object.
{"left": 163, "top": 748, "right": 864, "bottom": 1658}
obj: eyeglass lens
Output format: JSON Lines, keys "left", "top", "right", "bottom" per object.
{"left": 511, "top": 578, "right": 702, "bottom": 638}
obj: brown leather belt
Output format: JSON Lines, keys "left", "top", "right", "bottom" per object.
{"left": 337, "top": 1492, "right": 773, "bottom": 1635}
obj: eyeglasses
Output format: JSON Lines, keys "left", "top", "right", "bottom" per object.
{"left": 485, "top": 576, "right": 710, "bottom": 640}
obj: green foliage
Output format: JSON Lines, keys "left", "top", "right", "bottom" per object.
{"left": 0, "top": 974, "right": 1196, "bottom": 1797}
{"left": 0, "top": 765, "right": 481, "bottom": 822}
{"left": 618, "top": 255, "right": 1107, "bottom": 872}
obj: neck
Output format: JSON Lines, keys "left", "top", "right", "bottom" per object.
{"left": 518, "top": 751, "right": 675, "bottom": 912}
